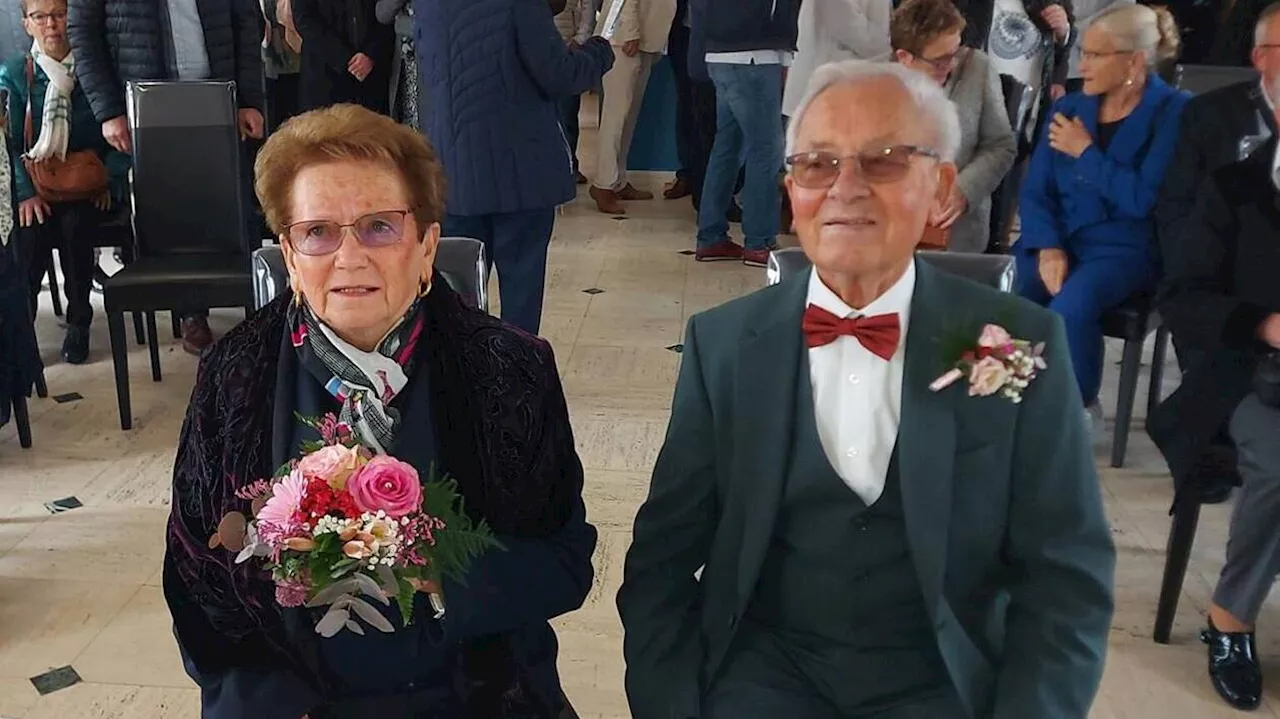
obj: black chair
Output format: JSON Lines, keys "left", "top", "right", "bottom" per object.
{"left": 767, "top": 247, "right": 1017, "bottom": 293}
{"left": 1101, "top": 296, "right": 1170, "bottom": 468}
{"left": 1174, "top": 64, "right": 1259, "bottom": 96}
{"left": 250, "top": 238, "right": 491, "bottom": 312}
{"left": 989, "top": 74, "right": 1034, "bottom": 254}
{"left": 104, "top": 81, "right": 255, "bottom": 430}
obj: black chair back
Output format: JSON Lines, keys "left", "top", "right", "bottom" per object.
{"left": 251, "top": 238, "right": 490, "bottom": 312}
{"left": 766, "top": 247, "right": 1016, "bottom": 293}
{"left": 127, "top": 81, "right": 249, "bottom": 258}
{"left": 999, "top": 74, "right": 1033, "bottom": 135}
{"left": 1174, "top": 64, "right": 1260, "bottom": 95}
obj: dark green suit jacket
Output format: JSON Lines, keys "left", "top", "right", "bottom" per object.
{"left": 617, "top": 259, "right": 1115, "bottom": 719}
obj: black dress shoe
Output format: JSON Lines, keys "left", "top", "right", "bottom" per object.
{"left": 61, "top": 325, "right": 89, "bottom": 365}
{"left": 1202, "top": 621, "right": 1262, "bottom": 710}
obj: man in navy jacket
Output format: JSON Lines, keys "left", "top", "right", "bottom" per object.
{"left": 415, "top": 0, "right": 613, "bottom": 335}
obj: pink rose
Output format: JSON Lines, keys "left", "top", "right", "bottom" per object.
{"left": 347, "top": 456, "right": 422, "bottom": 518}
{"left": 968, "top": 356, "right": 1011, "bottom": 397}
{"left": 297, "top": 444, "right": 363, "bottom": 489}
{"left": 977, "top": 324, "right": 1013, "bottom": 349}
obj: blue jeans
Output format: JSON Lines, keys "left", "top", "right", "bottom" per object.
{"left": 442, "top": 209, "right": 555, "bottom": 336}
{"left": 697, "top": 62, "right": 784, "bottom": 251}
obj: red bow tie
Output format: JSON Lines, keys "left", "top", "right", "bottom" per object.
{"left": 802, "top": 304, "right": 901, "bottom": 360}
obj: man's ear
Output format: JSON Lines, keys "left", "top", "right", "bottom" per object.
{"left": 933, "top": 161, "right": 958, "bottom": 210}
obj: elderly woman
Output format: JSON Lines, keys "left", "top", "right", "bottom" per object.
{"left": 1, "top": 0, "right": 129, "bottom": 364}
{"left": 163, "top": 105, "right": 594, "bottom": 719}
{"left": 890, "top": 0, "right": 1017, "bottom": 253}
{"left": 1016, "top": 3, "right": 1185, "bottom": 412}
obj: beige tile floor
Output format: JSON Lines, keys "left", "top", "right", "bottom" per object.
{"left": 3, "top": 119, "right": 1279, "bottom": 718}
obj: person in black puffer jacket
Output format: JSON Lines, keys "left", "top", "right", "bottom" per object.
{"left": 65, "top": 0, "right": 266, "bottom": 357}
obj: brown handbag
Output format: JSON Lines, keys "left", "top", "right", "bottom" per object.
{"left": 22, "top": 55, "right": 108, "bottom": 203}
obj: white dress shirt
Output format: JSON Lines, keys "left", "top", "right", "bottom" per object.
{"left": 806, "top": 263, "right": 914, "bottom": 506}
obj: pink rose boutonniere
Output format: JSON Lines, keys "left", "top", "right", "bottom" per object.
{"left": 929, "top": 323, "right": 1047, "bottom": 403}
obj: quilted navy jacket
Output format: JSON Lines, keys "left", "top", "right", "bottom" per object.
{"left": 415, "top": 0, "right": 613, "bottom": 216}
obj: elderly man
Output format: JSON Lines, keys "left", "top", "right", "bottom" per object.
{"left": 618, "top": 60, "right": 1115, "bottom": 719}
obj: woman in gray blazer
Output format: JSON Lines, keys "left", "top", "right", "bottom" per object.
{"left": 891, "top": 0, "right": 1017, "bottom": 253}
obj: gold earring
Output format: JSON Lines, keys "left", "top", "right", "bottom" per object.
{"left": 418, "top": 277, "right": 432, "bottom": 297}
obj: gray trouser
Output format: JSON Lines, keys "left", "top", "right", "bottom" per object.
{"left": 1214, "top": 394, "right": 1280, "bottom": 623}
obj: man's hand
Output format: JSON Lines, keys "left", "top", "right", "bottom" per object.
{"left": 238, "top": 108, "right": 266, "bottom": 140}
{"left": 1041, "top": 4, "right": 1070, "bottom": 43}
{"left": 1259, "top": 313, "right": 1280, "bottom": 349}
{"left": 1038, "top": 248, "right": 1069, "bottom": 296}
{"left": 102, "top": 116, "right": 131, "bottom": 154}
{"left": 1048, "top": 113, "right": 1093, "bottom": 158}
{"left": 935, "top": 187, "right": 969, "bottom": 229}
{"left": 1050, "top": 83, "right": 1066, "bottom": 101}
{"left": 621, "top": 39, "right": 640, "bottom": 57}
{"left": 92, "top": 191, "right": 112, "bottom": 212}
{"left": 348, "top": 53, "right": 374, "bottom": 81}
{"left": 18, "top": 196, "right": 51, "bottom": 227}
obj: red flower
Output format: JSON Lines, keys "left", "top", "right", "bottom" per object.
{"left": 295, "top": 477, "right": 362, "bottom": 523}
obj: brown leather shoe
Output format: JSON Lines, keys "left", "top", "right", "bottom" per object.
{"left": 181, "top": 317, "right": 214, "bottom": 357}
{"left": 663, "top": 177, "right": 692, "bottom": 200}
{"left": 590, "top": 186, "right": 626, "bottom": 214}
{"left": 617, "top": 183, "right": 654, "bottom": 201}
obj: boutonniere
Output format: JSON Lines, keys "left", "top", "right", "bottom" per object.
{"left": 929, "top": 324, "right": 1047, "bottom": 403}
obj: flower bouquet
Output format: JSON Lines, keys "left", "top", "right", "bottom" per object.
{"left": 208, "top": 413, "right": 502, "bottom": 637}
{"left": 929, "top": 323, "right": 1048, "bottom": 403}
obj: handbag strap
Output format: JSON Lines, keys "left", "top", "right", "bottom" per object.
{"left": 22, "top": 54, "right": 34, "bottom": 154}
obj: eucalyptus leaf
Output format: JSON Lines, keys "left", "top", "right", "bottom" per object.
{"left": 314, "top": 606, "right": 350, "bottom": 637}
{"left": 349, "top": 597, "right": 395, "bottom": 633}
{"left": 352, "top": 572, "right": 390, "bottom": 605}
{"left": 376, "top": 565, "right": 398, "bottom": 596}
{"left": 331, "top": 562, "right": 360, "bottom": 580}
{"left": 344, "top": 620, "right": 365, "bottom": 636}
{"left": 308, "top": 578, "right": 359, "bottom": 607}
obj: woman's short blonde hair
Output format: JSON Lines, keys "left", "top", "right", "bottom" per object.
{"left": 254, "top": 104, "right": 447, "bottom": 237}
{"left": 890, "top": 0, "right": 966, "bottom": 58}
{"left": 1092, "top": 4, "right": 1182, "bottom": 68}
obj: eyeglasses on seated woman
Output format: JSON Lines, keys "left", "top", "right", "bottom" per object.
{"left": 887, "top": 0, "right": 1017, "bottom": 254}
{"left": 163, "top": 103, "right": 595, "bottom": 719}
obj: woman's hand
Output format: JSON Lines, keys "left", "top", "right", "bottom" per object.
{"left": 1048, "top": 113, "right": 1093, "bottom": 158}
{"left": 408, "top": 578, "right": 442, "bottom": 594}
{"left": 1038, "top": 248, "right": 1069, "bottom": 296}
{"left": 1040, "top": 4, "right": 1070, "bottom": 43}
{"left": 93, "top": 191, "right": 112, "bottom": 212}
{"left": 18, "top": 196, "right": 50, "bottom": 227}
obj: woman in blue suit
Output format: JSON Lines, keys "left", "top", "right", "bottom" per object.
{"left": 1017, "top": 3, "right": 1187, "bottom": 409}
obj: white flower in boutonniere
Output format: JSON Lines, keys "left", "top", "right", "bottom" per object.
{"left": 929, "top": 323, "right": 1048, "bottom": 403}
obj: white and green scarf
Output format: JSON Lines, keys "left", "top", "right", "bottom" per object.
{"left": 28, "top": 41, "right": 75, "bottom": 163}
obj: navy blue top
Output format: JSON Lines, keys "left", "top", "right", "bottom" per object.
{"left": 286, "top": 361, "right": 459, "bottom": 713}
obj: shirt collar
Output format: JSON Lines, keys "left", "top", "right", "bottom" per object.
{"left": 807, "top": 260, "right": 916, "bottom": 335}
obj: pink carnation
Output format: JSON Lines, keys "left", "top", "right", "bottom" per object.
{"left": 347, "top": 456, "right": 422, "bottom": 519}
{"left": 275, "top": 580, "right": 309, "bottom": 608}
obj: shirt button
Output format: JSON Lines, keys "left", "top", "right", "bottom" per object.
{"left": 846, "top": 447, "right": 859, "bottom": 458}
{"left": 848, "top": 373, "right": 860, "bottom": 384}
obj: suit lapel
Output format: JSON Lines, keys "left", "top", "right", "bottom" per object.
{"left": 1101, "top": 77, "right": 1169, "bottom": 166}
{"left": 733, "top": 273, "right": 808, "bottom": 603}
{"left": 897, "top": 261, "right": 956, "bottom": 618}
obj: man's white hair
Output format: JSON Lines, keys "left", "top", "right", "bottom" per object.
{"left": 784, "top": 60, "right": 961, "bottom": 163}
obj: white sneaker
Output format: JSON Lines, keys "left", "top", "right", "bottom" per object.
{"left": 1085, "top": 403, "right": 1104, "bottom": 444}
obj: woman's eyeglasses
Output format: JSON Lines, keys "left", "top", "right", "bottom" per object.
{"left": 284, "top": 210, "right": 412, "bottom": 256}
{"left": 25, "top": 10, "right": 67, "bottom": 24}
{"left": 785, "top": 146, "right": 940, "bottom": 189}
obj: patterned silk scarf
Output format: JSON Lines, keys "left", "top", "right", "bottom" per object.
{"left": 289, "top": 297, "right": 426, "bottom": 454}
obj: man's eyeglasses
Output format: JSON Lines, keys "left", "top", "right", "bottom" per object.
{"left": 284, "top": 210, "right": 413, "bottom": 256}
{"left": 25, "top": 11, "right": 67, "bottom": 24}
{"left": 785, "top": 146, "right": 940, "bottom": 189}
